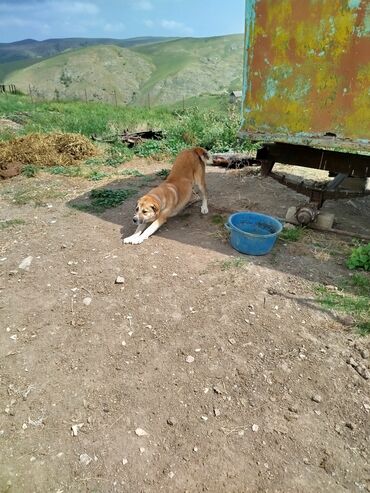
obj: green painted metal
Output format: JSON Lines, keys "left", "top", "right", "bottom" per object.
{"left": 241, "top": 0, "right": 370, "bottom": 153}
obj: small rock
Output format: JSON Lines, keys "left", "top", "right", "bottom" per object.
{"left": 325, "top": 285, "right": 338, "bottom": 291}
{"left": 9, "top": 270, "right": 18, "bottom": 276}
{"left": 238, "top": 430, "right": 245, "bottom": 436}
{"left": 139, "top": 447, "right": 145, "bottom": 453}
{"left": 167, "top": 417, "right": 177, "bottom": 426}
{"left": 82, "top": 297, "right": 92, "bottom": 306}
{"left": 201, "top": 415, "right": 208, "bottom": 421}
{"left": 122, "top": 458, "right": 128, "bottom": 465}
{"left": 213, "top": 408, "right": 221, "bottom": 417}
{"left": 79, "top": 453, "right": 92, "bottom": 466}
{"left": 168, "top": 471, "right": 175, "bottom": 479}
{"left": 193, "top": 446, "right": 198, "bottom": 452}
{"left": 334, "top": 424, "right": 342, "bottom": 435}
{"left": 135, "top": 427, "right": 148, "bottom": 437}
{"left": 311, "top": 394, "right": 322, "bottom": 403}
{"left": 18, "top": 256, "right": 33, "bottom": 270}
{"left": 228, "top": 338, "right": 236, "bottom": 345}
{"left": 345, "top": 422, "right": 355, "bottom": 430}
{"left": 213, "top": 384, "right": 223, "bottom": 395}
{"left": 71, "top": 423, "right": 84, "bottom": 436}
{"left": 303, "top": 457, "right": 310, "bottom": 465}
{"left": 185, "top": 355, "right": 194, "bottom": 364}
{"left": 288, "top": 405, "right": 298, "bottom": 413}
{"left": 115, "top": 276, "right": 125, "bottom": 284}
{"left": 267, "top": 288, "right": 278, "bottom": 295}
{"left": 252, "top": 424, "right": 259, "bottom": 432}
{"left": 360, "top": 348, "right": 369, "bottom": 359}
{"left": 342, "top": 315, "right": 355, "bottom": 327}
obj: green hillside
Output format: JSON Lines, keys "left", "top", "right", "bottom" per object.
{"left": 2, "top": 34, "right": 244, "bottom": 106}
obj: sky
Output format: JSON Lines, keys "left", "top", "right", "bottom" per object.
{"left": 0, "top": 0, "right": 245, "bottom": 43}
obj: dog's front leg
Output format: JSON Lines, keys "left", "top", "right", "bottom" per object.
{"left": 129, "top": 216, "right": 167, "bottom": 244}
{"left": 123, "top": 223, "right": 147, "bottom": 244}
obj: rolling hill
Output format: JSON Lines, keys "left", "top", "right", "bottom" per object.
{"left": 2, "top": 34, "right": 244, "bottom": 106}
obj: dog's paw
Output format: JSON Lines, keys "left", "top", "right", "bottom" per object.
{"left": 201, "top": 205, "right": 208, "bottom": 214}
{"left": 130, "top": 235, "right": 147, "bottom": 244}
{"left": 123, "top": 235, "right": 136, "bottom": 244}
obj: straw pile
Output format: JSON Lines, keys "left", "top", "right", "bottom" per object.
{"left": 0, "top": 133, "right": 99, "bottom": 168}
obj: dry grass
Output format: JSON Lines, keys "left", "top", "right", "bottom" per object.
{"left": 0, "top": 132, "right": 100, "bottom": 167}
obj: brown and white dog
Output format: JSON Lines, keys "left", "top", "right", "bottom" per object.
{"left": 123, "top": 147, "right": 211, "bottom": 244}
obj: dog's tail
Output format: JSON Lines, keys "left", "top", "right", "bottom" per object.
{"left": 193, "top": 147, "right": 212, "bottom": 166}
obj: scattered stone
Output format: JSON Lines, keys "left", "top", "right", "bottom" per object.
{"left": 267, "top": 288, "right": 278, "bottom": 295}
{"left": 228, "top": 338, "right": 236, "bottom": 345}
{"left": 238, "top": 430, "right": 245, "bottom": 437}
{"left": 122, "top": 458, "right": 128, "bottom": 465}
{"left": 193, "top": 446, "right": 198, "bottom": 452}
{"left": 167, "top": 417, "right": 177, "bottom": 426}
{"left": 288, "top": 405, "right": 298, "bottom": 413}
{"left": 121, "top": 341, "right": 126, "bottom": 346}
{"left": 79, "top": 453, "right": 92, "bottom": 466}
{"left": 252, "top": 424, "right": 259, "bottom": 432}
{"left": 325, "top": 285, "right": 338, "bottom": 291}
{"left": 347, "top": 357, "right": 370, "bottom": 380}
{"left": 214, "top": 408, "right": 221, "bottom": 417}
{"left": 71, "top": 423, "right": 84, "bottom": 436}
{"left": 185, "top": 355, "right": 194, "bottom": 364}
{"left": 82, "top": 297, "right": 92, "bottom": 306}
{"left": 334, "top": 424, "right": 342, "bottom": 435}
{"left": 9, "top": 270, "right": 18, "bottom": 276}
{"left": 139, "top": 447, "right": 145, "bottom": 453}
{"left": 311, "top": 394, "right": 322, "bottom": 403}
{"left": 115, "top": 276, "right": 125, "bottom": 284}
{"left": 303, "top": 457, "right": 310, "bottom": 465}
{"left": 345, "top": 422, "right": 355, "bottom": 430}
{"left": 168, "top": 471, "right": 175, "bottom": 479}
{"left": 18, "top": 256, "right": 33, "bottom": 270}
{"left": 360, "top": 348, "right": 369, "bottom": 359}
{"left": 213, "top": 384, "right": 223, "bottom": 395}
{"left": 201, "top": 415, "right": 208, "bottom": 421}
{"left": 135, "top": 427, "right": 148, "bottom": 437}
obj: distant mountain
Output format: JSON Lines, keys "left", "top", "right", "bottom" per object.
{"left": 0, "top": 36, "right": 176, "bottom": 64}
{"left": 2, "top": 34, "right": 244, "bottom": 106}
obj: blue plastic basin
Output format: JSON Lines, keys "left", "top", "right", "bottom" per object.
{"left": 226, "top": 212, "right": 282, "bottom": 256}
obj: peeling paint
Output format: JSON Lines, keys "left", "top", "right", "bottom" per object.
{"left": 242, "top": 0, "right": 370, "bottom": 151}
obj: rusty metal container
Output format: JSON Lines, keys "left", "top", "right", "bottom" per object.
{"left": 241, "top": 0, "right": 370, "bottom": 154}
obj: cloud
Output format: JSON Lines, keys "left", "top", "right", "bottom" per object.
{"left": 134, "top": 0, "right": 153, "bottom": 11}
{"left": 0, "top": 1, "right": 99, "bottom": 15}
{"left": 160, "top": 19, "right": 193, "bottom": 35}
{"left": 143, "top": 19, "right": 154, "bottom": 28}
{"left": 103, "top": 22, "right": 125, "bottom": 33}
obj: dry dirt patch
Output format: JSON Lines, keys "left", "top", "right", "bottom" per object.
{"left": 0, "top": 160, "right": 369, "bottom": 493}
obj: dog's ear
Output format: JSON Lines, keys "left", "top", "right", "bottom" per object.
{"left": 151, "top": 203, "right": 159, "bottom": 213}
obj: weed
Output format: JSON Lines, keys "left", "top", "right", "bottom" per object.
{"left": 211, "top": 214, "right": 226, "bottom": 226}
{"left": 88, "top": 170, "right": 108, "bottom": 181}
{"left": 21, "top": 164, "right": 39, "bottom": 177}
{"left": 121, "top": 169, "right": 144, "bottom": 177}
{"left": 346, "top": 243, "right": 370, "bottom": 271}
{"left": 48, "top": 166, "right": 82, "bottom": 177}
{"left": 71, "top": 188, "right": 137, "bottom": 213}
{"left": 279, "top": 226, "right": 305, "bottom": 242}
{"left": 220, "top": 257, "right": 246, "bottom": 270}
{"left": 0, "top": 218, "right": 25, "bottom": 230}
{"left": 156, "top": 168, "right": 170, "bottom": 179}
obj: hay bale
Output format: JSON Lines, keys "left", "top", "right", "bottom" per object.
{"left": 0, "top": 133, "right": 100, "bottom": 167}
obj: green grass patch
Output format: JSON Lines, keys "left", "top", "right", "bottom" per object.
{"left": 21, "top": 164, "right": 39, "bottom": 177}
{"left": 316, "top": 280, "right": 370, "bottom": 336}
{"left": 121, "top": 168, "right": 144, "bottom": 177}
{"left": 220, "top": 257, "right": 247, "bottom": 270}
{"left": 211, "top": 214, "right": 226, "bottom": 226}
{"left": 0, "top": 218, "right": 26, "bottom": 230}
{"left": 87, "top": 170, "right": 109, "bottom": 181}
{"left": 71, "top": 188, "right": 137, "bottom": 213}
{"left": 48, "top": 166, "right": 83, "bottom": 177}
{"left": 1, "top": 184, "right": 63, "bottom": 206}
{"left": 279, "top": 226, "right": 305, "bottom": 242}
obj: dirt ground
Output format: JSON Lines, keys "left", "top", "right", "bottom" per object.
{"left": 1, "top": 159, "right": 369, "bottom": 493}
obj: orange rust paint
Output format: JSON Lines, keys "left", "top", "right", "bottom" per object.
{"left": 242, "top": 0, "right": 370, "bottom": 150}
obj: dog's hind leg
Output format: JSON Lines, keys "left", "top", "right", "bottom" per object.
{"left": 194, "top": 170, "right": 208, "bottom": 214}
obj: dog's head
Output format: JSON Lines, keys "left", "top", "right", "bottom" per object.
{"left": 133, "top": 194, "right": 160, "bottom": 225}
